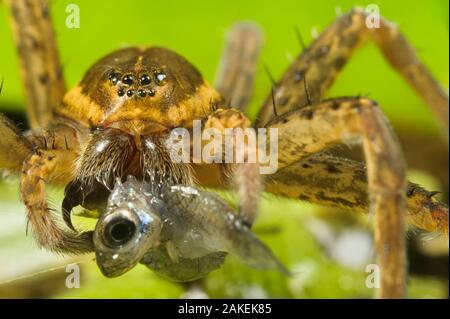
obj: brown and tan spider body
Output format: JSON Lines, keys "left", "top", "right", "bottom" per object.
{"left": 1, "top": 1, "right": 448, "bottom": 298}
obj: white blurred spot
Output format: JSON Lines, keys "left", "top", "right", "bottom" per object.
{"left": 331, "top": 230, "right": 373, "bottom": 269}
{"left": 182, "top": 286, "right": 209, "bottom": 299}
{"left": 307, "top": 218, "right": 373, "bottom": 270}
{"left": 242, "top": 285, "right": 268, "bottom": 299}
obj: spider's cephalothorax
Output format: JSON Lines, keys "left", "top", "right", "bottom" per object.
{"left": 57, "top": 47, "right": 222, "bottom": 132}
{"left": 1, "top": 2, "right": 448, "bottom": 298}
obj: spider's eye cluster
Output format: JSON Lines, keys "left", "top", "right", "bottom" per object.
{"left": 108, "top": 69, "right": 167, "bottom": 98}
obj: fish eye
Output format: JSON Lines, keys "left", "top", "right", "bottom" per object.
{"left": 104, "top": 217, "right": 137, "bottom": 247}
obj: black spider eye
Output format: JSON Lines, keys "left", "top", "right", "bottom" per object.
{"left": 139, "top": 74, "right": 151, "bottom": 85}
{"left": 122, "top": 74, "right": 134, "bottom": 85}
{"left": 137, "top": 89, "right": 146, "bottom": 97}
{"left": 126, "top": 89, "right": 135, "bottom": 97}
{"left": 109, "top": 72, "right": 120, "bottom": 85}
{"left": 117, "top": 88, "right": 125, "bottom": 96}
{"left": 154, "top": 72, "right": 167, "bottom": 86}
{"left": 147, "top": 89, "right": 156, "bottom": 96}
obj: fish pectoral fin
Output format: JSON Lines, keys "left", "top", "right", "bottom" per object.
{"left": 229, "top": 231, "right": 290, "bottom": 276}
{"left": 166, "top": 241, "right": 180, "bottom": 263}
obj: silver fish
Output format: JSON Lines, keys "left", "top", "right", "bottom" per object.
{"left": 93, "top": 176, "right": 289, "bottom": 281}
{"left": 93, "top": 177, "right": 163, "bottom": 277}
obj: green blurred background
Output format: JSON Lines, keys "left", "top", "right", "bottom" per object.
{"left": 0, "top": 0, "right": 448, "bottom": 298}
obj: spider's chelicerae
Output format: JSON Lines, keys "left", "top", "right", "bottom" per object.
{"left": 0, "top": 1, "right": 448, "bottom": 298}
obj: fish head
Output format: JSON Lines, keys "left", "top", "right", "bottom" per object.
{"left": 93, "top": 177, "right": 163, "bottom": 277}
